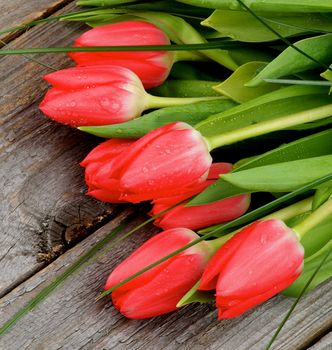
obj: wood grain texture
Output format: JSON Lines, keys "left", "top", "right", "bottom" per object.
{"left": 0, "top": 212, "right": 331, "bottom": 350}
{"left": 0, "top": 0, "right": 72, "bottom": 43}
{"left": 309, "top": 333, "right": 332, "bottom": 350}
{"left": 0, "top": 1, "right": 331, "bottom": 349}
{"left": 0, "top": 2, "right": 118, "bottom": 297}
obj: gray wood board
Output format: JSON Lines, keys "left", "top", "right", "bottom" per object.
{"left": 0, "top": 2, "right": 118, "bottom": 297}
{"left": 0, "top": 212, "right": 331, "bottom": 350}
{"left": 309, "top": 333, "right": 332, "bottom": 350}
{"left": 0, "top": 0, "right": 73, "bottom": 42}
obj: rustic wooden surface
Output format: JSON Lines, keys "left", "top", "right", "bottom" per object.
{"left": 0, "top": 1, "right": 331, "bottom": 349}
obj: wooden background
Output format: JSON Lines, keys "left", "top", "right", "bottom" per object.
{"left": 0, "top": 1, "right": 331, "bottom": 349}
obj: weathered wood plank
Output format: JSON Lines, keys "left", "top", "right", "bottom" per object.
{"left": 0, "top": 3, "right": 119, "bottom": 297}
{"left": 0, "top": 0, "right": 73, "bottom": 43}
{"left": 0, "top": 212, "right": 331, "bottom": 350}
{"left": 309, "top": 333, "right": 332, "bottom": 350}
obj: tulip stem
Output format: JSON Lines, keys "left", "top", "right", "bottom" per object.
{"left": 294, "top": 198, "right": 332, "bottom": 240}
{"left": 146, "top": 94, "right": 224, "bottom": 109}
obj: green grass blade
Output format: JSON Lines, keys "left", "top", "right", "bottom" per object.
{"left": 264, "top": 79, "right": 332, "bottom": 86}
{"left": 0, "top": 40, "right": 243, "bottom": 56}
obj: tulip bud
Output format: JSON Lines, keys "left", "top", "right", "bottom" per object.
{"left": 82, "top": 122, "right": 212, "bottom": 203}
{"left": 69, "top": 21, "right": 175, "bottom": 89}
{"left": 199, "top": 219, "right": 304, "bottom": 319}
{"left": 40, "top": 65, "right": 149, "bottom": 127}
{"left": 105, "top": 228, "right": 212, "bottom": 319}
{"left": 150, "top": 163, "right": 250, "bottom": 230}
{"left": 40, "top": 65, "right": 218, "bottom": 127}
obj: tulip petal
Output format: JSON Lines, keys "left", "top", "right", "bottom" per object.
{"left": 105, "top": 228, "right": 198, "bottom": 292}
{"left": 68, "top": 21, "right": 174, "bottom": 89}
{"left": 40, "top": 85, "right": 140, "bottom": 126}
{"left": 217, "top": 220, "right": 304, "bottom": 298}
{"left": 44, "top": 65, "right": 142, "bottom": 90}
{"left": 119, "top": 125, "right": 212, "bottom": 199}
{"left": 199, "top": 232, "right": 245, "bottom": 291}
{"left": 80, "top": 139, "right": 135, "bottom": 167}
{"left": 217, "top": 271, "right": 301, "bottom": 319}
{"left": 112, "top": 253, "right": 205, "bottom": 319}
{"left": 155, "top": 194, "right": 250, "bottom": 230}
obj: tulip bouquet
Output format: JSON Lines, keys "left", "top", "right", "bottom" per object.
{"left": 1, "top": 0, "right": 332, "bottom": 346}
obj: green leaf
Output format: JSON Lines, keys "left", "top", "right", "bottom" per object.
{"left": 177, "top": 0, "right": 332, "bottom": 13}
{"left": 189, "top": 129, "right": 332, "bottom": 206}
{"left": 300, "top": 215, "right": 332, "bottom": 258}
{"left": 195, "top": 86, "right": 332, "bottom": 147}
{"left": 236, "top": 128, "right": 332, "bottom": 171}
{"left": 202, "top": 10, "right": 308, "bottom": 43}
{"left": 313, "top": 182, "right": 332, "bottom": 210}
{"left": 79, "top": 99, "right": 236, "bottom": 138}
{"left": 187, "top": 181, "right": 251, "bottom": 206}
{"left": 283, "top": 240, "right": 332, "bottom": 297}
{"left": 213, "top": 61, "right": 280, "bottom": 103}
{"left": 177, "top": 281, "right": 215, "bottom": 307}
{"left": 247, "top": 34, "right": 332, "bottom": 87}
{"left": 221, "top": 155, "right": 332, "bottom": 192}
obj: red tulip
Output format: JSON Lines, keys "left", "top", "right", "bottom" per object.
{"left": 81, "top": 138, "right": 135, "bottom": 203}
{"left": 40, "top": 65, "right": 216, "bottom": 127}
{"left": 40, "top": 65, "right": 148, "bottom": 127}
{"left": 150, "top": 163, "right": 250, "bottom": 230}
{"left": 82, "top": 122, "right": 212, "bottom": 202}
{"left": 199, "top": 219, "right": 304, "bottom": 319}
{"left": 105, "top": 228, "right": 212, "bottom": 319}
{"left": 69, "top": 21, "right": 175, "bottom": 89}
